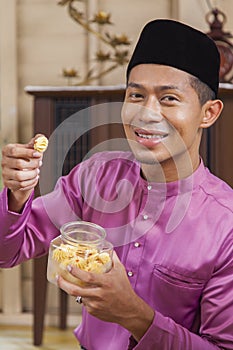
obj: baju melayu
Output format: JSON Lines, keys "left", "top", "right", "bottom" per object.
{"left": 0, "top": 151, "right": 232, "bottom": 350}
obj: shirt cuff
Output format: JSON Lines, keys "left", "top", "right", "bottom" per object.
{"left": 133, "top": 311, "right": 173, "bottom": 349}
{"left": 0, "top": 187, "right": 34, "bottom": 233}
{"left": 2, "top": 187, "right": 34, "bottom": 215}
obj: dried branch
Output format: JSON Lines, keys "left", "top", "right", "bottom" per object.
{"left": 58, "top": 0, "right": 130, "bottom": 85}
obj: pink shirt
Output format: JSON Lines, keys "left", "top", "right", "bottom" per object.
{"left": 0, "top": 151, "right": 233, "bottom": 349}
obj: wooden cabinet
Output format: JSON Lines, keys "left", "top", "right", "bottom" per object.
{"left": 26, "top": 84, "right": 233, "bottom": 187}
{"left": 25, "top": 85, "right": 126, "bottom": 345}
{"left": 208, "top": 85, "right": 233, "bottom": 187}
{"left": 26, "top": 85, "right": 126, "bottom": 194}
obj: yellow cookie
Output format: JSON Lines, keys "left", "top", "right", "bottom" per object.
{"left": 34, "top": 136, "right": 48, "bottom": 153}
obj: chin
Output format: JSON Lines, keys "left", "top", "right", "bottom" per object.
{"left": 130, "top": 148, "right": 161, "bottom": 165}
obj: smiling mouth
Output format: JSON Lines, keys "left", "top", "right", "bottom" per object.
{"left": 136, "top": 132, "right": 167, "bottom": 139}
{"left": 135, "top": 130, "right": 168, "bottom": 140}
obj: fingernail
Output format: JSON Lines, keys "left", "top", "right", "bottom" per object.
{"left": 39, "top": 160, "right": 43, "bottom": 167}
{"left": 33, "top": 151, "right": 41, "bottom": 157}
{"left": 67, "top": 265, "right": 72, "bottom": 272}
{"left": 55, "top": 274, "right": 59, "bottom": 281}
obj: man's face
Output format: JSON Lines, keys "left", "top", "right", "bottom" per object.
{"left": 122, "top": 64, "right": 205, "bottom": 175}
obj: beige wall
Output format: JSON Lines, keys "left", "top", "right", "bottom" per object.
{"left": 1, "top": 0, "right": 233, "bottom": 144}
{"left": 1, "top": 0, "right": 233, "bottom": 326}
{"left": 17, "top": 0, "right": 172, "bottom": 142}
{"left": 0, "top": 0, "right": 18, "bottom": 146}
{"left": 17, "top": 0, "right": 87, "bottom": 141}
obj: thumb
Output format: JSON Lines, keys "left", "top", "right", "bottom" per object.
{"left": 112, "top": 250, "right": 124, "bottom": 269}
{"left": 28, "top": 134, "right": 46, "bottom": 149}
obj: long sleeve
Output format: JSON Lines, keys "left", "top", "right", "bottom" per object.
{"left": 133, "top": 231, "right": 233, "bottom": 350}
{"left": 0, "top": 187, "right": 58, "bottom": 266}
{"left": 132, "top": 312, "right": 220, "bottom": 350}
{"left": 0, "top": 166, "right": 83, "bottom": 267}
{"left": 0, "top": 187, "right": 37, "bottom": 266}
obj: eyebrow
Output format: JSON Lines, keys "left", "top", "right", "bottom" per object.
{"left": 127, "top": 82, "right": 181, "bottom": 91}
{"left": 127, "top": 82, "right": 142, "bottom": 89}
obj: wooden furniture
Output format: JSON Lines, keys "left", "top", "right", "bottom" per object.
{"left": 208, "top": 84, "right": 233, "bottom": 187}
{"left": 26, "top": 83, "right": 233, "bottom": 346}
{"left": 26, "top": 85, "right": 126, "bottom": 346}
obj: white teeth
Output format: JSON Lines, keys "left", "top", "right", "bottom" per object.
{"left": 137, "top": 133, "right": 164, "bottom": 139}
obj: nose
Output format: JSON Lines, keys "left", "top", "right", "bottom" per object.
{"left": 121, "top": 96, "right": 163, "bottom": 126}
{"left": 138, "top": 97, "right": 163, "bottom": 123}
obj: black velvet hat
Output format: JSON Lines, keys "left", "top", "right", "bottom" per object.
{"left": 127, "top": 19, "right": 220, "bottom": 97}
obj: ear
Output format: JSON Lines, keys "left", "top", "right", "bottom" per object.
{"left": 200, "top": 99, "right": 224, "bottom": 129}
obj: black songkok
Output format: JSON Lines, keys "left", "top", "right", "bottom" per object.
{"left": 127, "top": 19, "right": 220, "bottom": 97}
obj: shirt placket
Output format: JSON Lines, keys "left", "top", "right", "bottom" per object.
{"left": 124, "top": 184, "right": 155, "bottom": 288}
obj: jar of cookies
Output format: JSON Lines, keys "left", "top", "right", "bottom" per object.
{"left": 47, "top": 221, "right": 113, "bottom": 286}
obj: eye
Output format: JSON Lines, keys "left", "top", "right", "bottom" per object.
{"left": 161, "top": 95, "right": 179, "bottom": 104}
{"left": 126, "top": 91, "right": 144, "bottom": 101}
{"left": 131, "top": 92, "right": 144, "bottom": 99}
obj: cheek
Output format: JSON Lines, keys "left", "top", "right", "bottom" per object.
{"left": 163, "top": 116, "right": 191, "bottom": 150}
{"left": 121, "top": 102, "right": 141, "bottom": 125}
{"left": 121, "top": 105, "right": 135, "bottom": 139}
{"left": 121, "top": 102, "right": 130, "bottom": 124}
{"left": 170, "top": 121, "right": 200, "bottom": 151}
{"left": 122, "top": 124, "right": 133, "bottom": 142}
{"left": 166, "top": 109, "right": 200, "bottom": 137}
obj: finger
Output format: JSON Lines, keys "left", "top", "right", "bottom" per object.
{"left": 28, "top": 133, "right": 47, "bottom": 149}
{"left": 56, "top": 275, "right": 82, "bottom": 297}
{"left": 17, "top": 179, "right": 40, "bottom": 192}
{"left": 2, "top": 143, "right": 42, "bottom": 160}
{"left": 67, "top": 265, "right": 104, "bottom": 287}
{"left": 2, "top": 156, "right": 42, "bottom": 171}
{"left": 112, "top": 250, "right": 121, "bottom": 264}
{"left": 3, "top": 169, "right": 40, "bottom": 192}
{"left": 56, "top": 274, "right": 100, "bottom": 298}
{"left": 108, "top": 251, "right": 125, "bottom": 274}
{"left": 5, "top": 177, "right": 39, "bottom": 192}
{"left": 7, "top": 167, "right": 40, "bottom": 182}
{"left": 56, "top": 276, "right": 92, "bottom": 296}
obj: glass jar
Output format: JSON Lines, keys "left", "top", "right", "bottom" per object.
{"left": 47, "top": 221, "right": 113, "bottom": 286}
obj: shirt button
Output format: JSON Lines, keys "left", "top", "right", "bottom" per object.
{"left": 127, "top": 271, "right": 134, "bottom": 277}
{"left": 147, "top": 185, "right": 152, "bottom": 190}
{"left": 143, "top": 214, "right": 148, "bottom": 220}
{"left": 134, "top": 242, "right": 140, "bottom": 248}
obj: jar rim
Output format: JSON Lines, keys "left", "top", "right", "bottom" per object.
{"left": 60, "top": 220, "right": 106, "bottom": 245}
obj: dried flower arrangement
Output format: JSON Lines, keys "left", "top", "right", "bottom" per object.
{"left": 58, "top": 0, "right": 131, "bottom": 85}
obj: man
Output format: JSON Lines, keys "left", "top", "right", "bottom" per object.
{"left": 0, "top": 19, "right": 233, "bottom": 350}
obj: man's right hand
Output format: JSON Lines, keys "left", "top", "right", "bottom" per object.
{"left": 1, "top": 134, "right": 45, "bottom": 212}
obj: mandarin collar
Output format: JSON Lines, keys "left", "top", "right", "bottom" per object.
{"left": 138, "top": 159, "right": 207, "bottom": 196}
